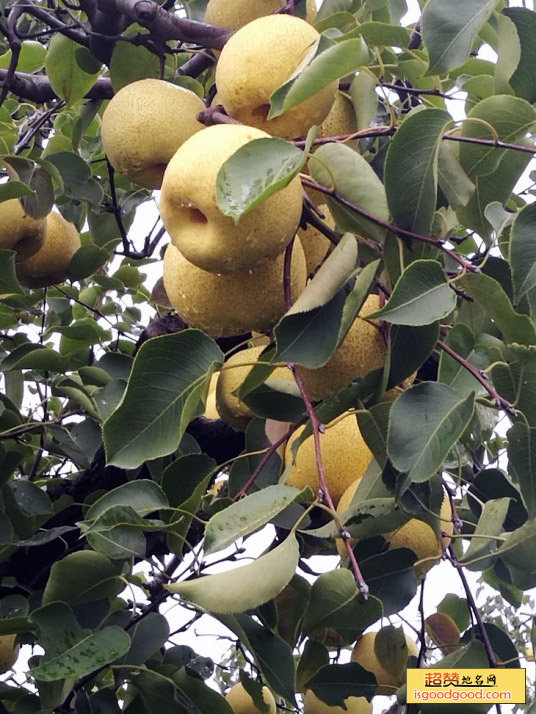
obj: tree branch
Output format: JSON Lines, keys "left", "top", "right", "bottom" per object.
{"left": 291, "top": 365, "right": 369, "bottom": 597}
{"left": 436, "top": 339, "right": 516, "bottom": 415}
{"left": 97, "top": 0, "right": 232, "bottom": 49}
{"left": 300, "top": 177, "right": 478, "bottom": 274}
{"left": 0, "top": 68, "right": 113, "bottom": 102}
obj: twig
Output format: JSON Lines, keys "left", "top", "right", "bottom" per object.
{"left": 291, "top": 365, "right": 369, "bottom": 597}
{"left": 233, "top": 420, "right": 304, "bottom": 500}
{"left": 448, "top": 545, "right": 498, "bottom": 670}
{"left": 301, "top": 177, "right": 478, "bottom": 274}
{"left": 444, "top": 133, "right": 536, "bottom": 155}
{"left": 436, "top": 339, "right": 516, "bottom": 415}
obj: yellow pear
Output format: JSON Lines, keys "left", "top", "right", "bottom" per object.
{"left": 216, "top": 346, "right": 294, "bottom": 430}
{"left": 159, "top": 124, "right": 303, "bottom": 274}
{"left": 216, "top": 15, "right": 337, "bottom": 139}
{"left": 386, "top": 495, "right": 453, "bottom": 578}
{"left": 225, "top": 682, "right": 277, "bottom": 714}
{"left": 285, "top": 412, "right": 373, "bottom": 506}
{"left": 297, "top": 205, "right": 336, "bottom": 275}
{"left": 162, "top": 241, "right": 306, "bottom": 338}
{"left": 317, "top": 92, "right": 358, "bottom": 147}
{"left": 0, "top": 634, "right": 19, "bottom": 673}
{"left": 351, "top": 631, "right": 418, "bottom": 696}
{"left": 101, "top": 79, "right": 205, "bottom": 189}
{"left": 16, "top": 212, "right": 81, "bottom": 288}
{"left": 0, "top": 198, "right": 46, "bottom": 261}
{"left": 205, "top": 0, "right": 316, "bottom": 32}
{"left": 300, "top": 294, "right": 386, "bottom": 402}
{"left": 303, "top": 690, "right": 370, "bottom": 714}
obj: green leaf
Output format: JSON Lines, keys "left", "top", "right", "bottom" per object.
{"left": 491, "top": 344, "right": 536, "bottom": 426}
{"left": 507, "top": 422, "right": 536, "bottom": 519}
{"left": 173, "top": 669, "right": 234, "bottom": 714}
{"left": 498, "top": 518, "right": 536, "bottom": 575}
{"left": 296, "top": 641, "right": 330, "bottom": 694}
{"left": 350, "top": 72, "right": 378, "bottom": 132}
{"left": 0, "top": 182, "right": 35, "bottom": 203}
{"left": 388, "top": 322, "right": 440, "bottom": 389}
{"left": 0, "top": 41, "right": 46, "bottom": 73}
{"left": 384, "top": 108, "right": 452, "bottom": 235}
{"left": 46, "top": 152, "right": 103, "bottom": 204}
{"left": 459, "top": 272, "right": 536, "bottom": 346}
{"left": 357, "top": 21, "right": 409, "bottom": 47}
{"left": 204, "top": 485, "right": 302, "bottom": 555}
{"left": 502, "top": 8, "right": 536, "bottom": 103}
{"left": 421, "top": 0, "right": 497, "bottom": 75}
{"left": 118, "top": 613, "right": 169, "bottom": 667}
{"left": 42, "top": 551, "right": 124, "bottom": 605}
{"left": 67, "top": 244, "right": 111, "bottom": 281}
{"left": 216, "top": 137, "right": 307, "bottom": 223}
{"left": 30, "top": 603, "right": 130, "bottom": 682}
{"left": 103, "top": 330, "right": 222, "bottom": 469}
{"left": 359, "top": 547, "right": 418, "bottom": 616}
{"left": 456, "top": 147, "right": 531, "bottom": 242}
{"left": 372, "top": 260, "right": 456, "bottom": 326}
{"left": 44, "top": 35, "right": 100, "bottom": 105}
{"left": 438, "top": 323, "right": 488, "bottom": 396}
{"left": 309, "top": 143, "right": 389, "bottom": 243}
{"left": 85, "top": 480, "right": 169, "bottom": 522}
{"left": 305, "top": 663, "right": 377, "bottom": 706}
{"left": 0, "top": 250, "right": 24, "bottom": 297}
{"left": 273, "top": 243, "right": 378, "bottom": 368}
{"left": 302, "top": 570, "right": 382, "bottom": 644}
{"left": 459, "top": 96, "right": 536, "bottom": 178}
{"left": 1, "top": 344, "right": 70, "bottom": 372}
{"left": 437, "top": 594, "right": 471, "bottom": 632}
{"left": 219, "top": 613, "right": 296, "bottom": 704}
{"left": 511, "top": 203, "right": 536, "bottom": 303}
{"left": 166, "top": 535, "right": 299, "bottom": 613}
{"left": 437, "top": 141, "right": 475, "bottom": 210}
{"left": 269, "top": 36, "right": 366, "bottom": 119}
{"left": 387, "top": 382, "right": 475, "bottom": 483}
{"left": 459, "top": 497, "right": 510, "bottom": 570}
{"left": 109, "top": 43, "right": 159, "bottom": 92}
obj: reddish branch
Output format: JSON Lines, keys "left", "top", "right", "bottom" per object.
{"left": 233, "top": 420, "right": 304, "bottom": 500}
{"left": 291, "top": 365, "right": 369, "bottom": 597}
{"left": 436, "top": 339, "right": 516, "bottom": 415}
{"left": 301, "top": 177, "right": 478, "bottom": 273}
{"left": 448, "top": 545, "right": 498, "bottom": 670}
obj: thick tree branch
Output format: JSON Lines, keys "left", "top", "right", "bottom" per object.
{"left": 97, "top": 0, "right": 232, "bottom": 49}
{"left": 0, "top": 68, "right": 113, "bottom": 102}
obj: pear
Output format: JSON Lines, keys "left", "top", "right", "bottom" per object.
{"left": 216, "top": 15, "right": 337, "bottom": 139}
{"left": 204, "top": 0, "right": 316, "bottom": 32}
{"left": 16, "top": 212, "right": 81, "bottom": 288}
{"left": 0, "top": 198, "right": 46, "bottom": 261}
{"left": 163, "top": 241, "right": 306, "bottom": 338}
{"left": 101, "top": 79, "right": 205, "bottom": 189}
{"left": 159, "top": 124, "right": 303, "bottom": 274}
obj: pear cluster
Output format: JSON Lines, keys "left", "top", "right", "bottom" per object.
{"left": 0, "top": 199, "right": 81, "bottom": 288}
{"left": 97, "top": 7, "right": 438, "bottom": 577}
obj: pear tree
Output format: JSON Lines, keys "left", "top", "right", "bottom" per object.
{"left": 0, "top": 0, "right": 534, "bottom": 712}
